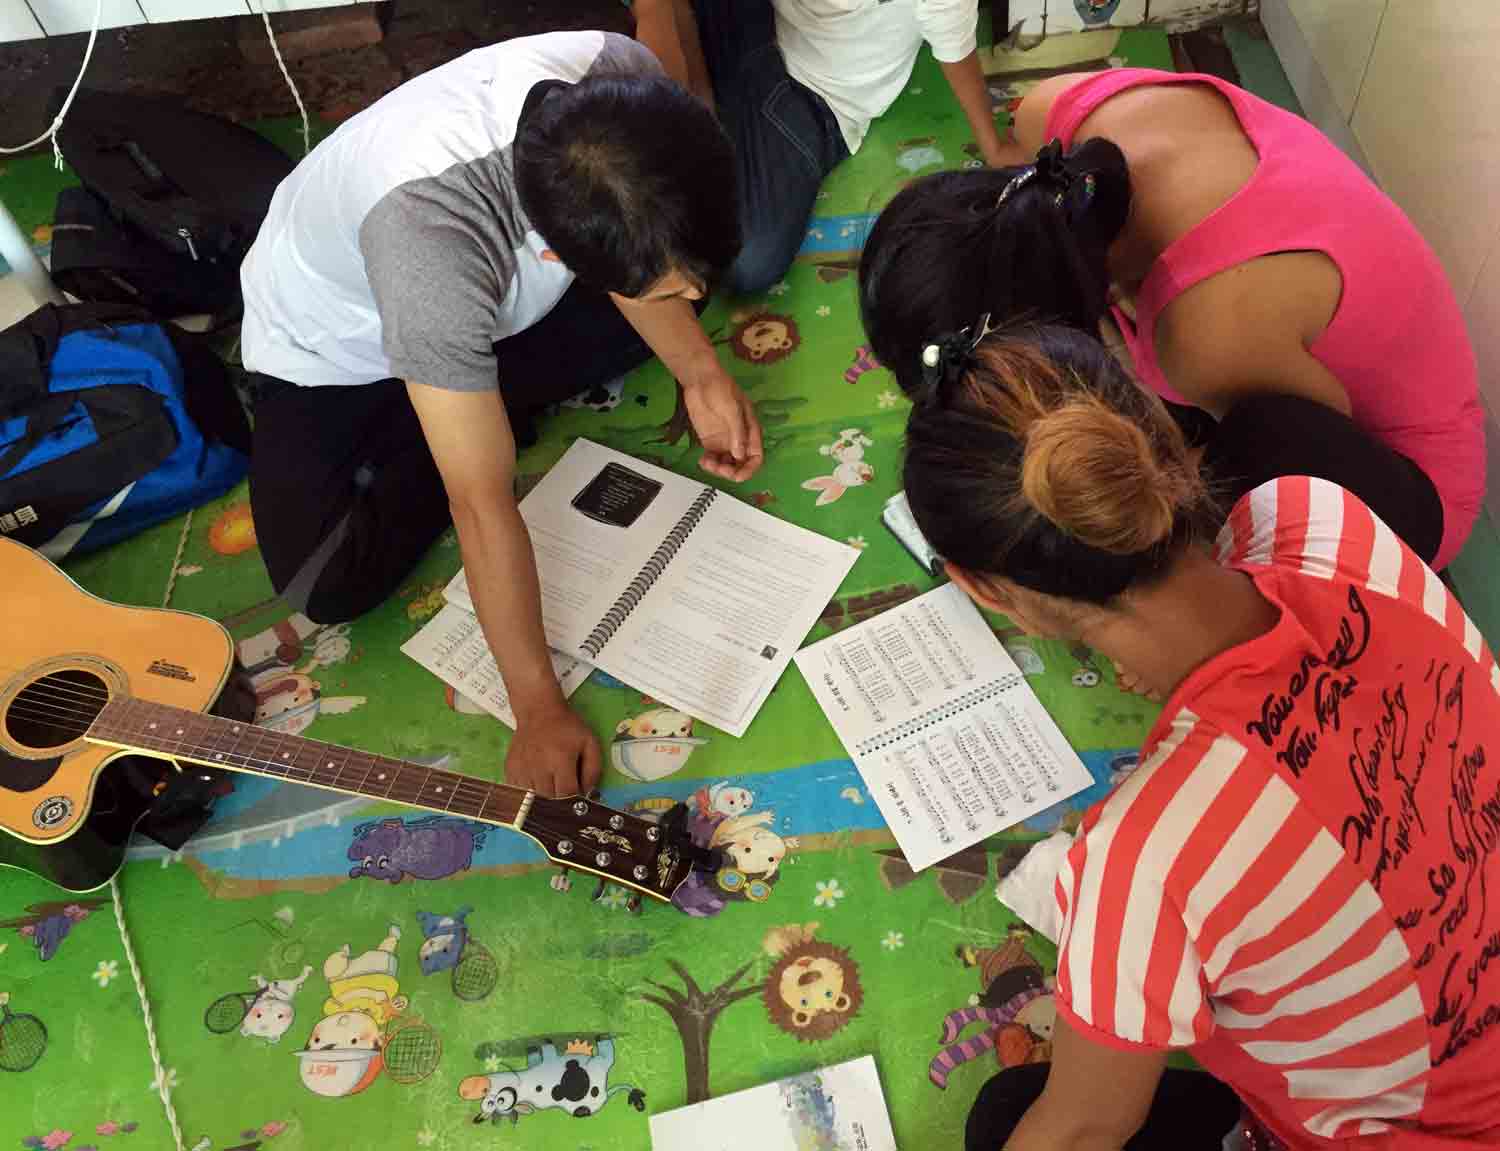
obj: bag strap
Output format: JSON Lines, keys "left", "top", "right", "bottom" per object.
{"left": 0, "top": 392, "right": 77, "bottom": 478}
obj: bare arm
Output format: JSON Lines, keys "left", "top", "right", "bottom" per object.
{"left": 405, "top": 381, "right": 601, "bottom": 797}
{"left": 1002, "top": 1015, "right": 1167, "bottom": 1151}
{"left": 610, "top": 293, "right": 765, "bottom": 482}
{"left": 938, "top": 50, "right": 1011, "bottom": 166}
{"left": 632, "top": 0, "right": 714, "bottom": 106}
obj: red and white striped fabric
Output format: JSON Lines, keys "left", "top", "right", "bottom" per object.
{"left": 1055, "top": 476, "right": 1500, "bottom": 1149}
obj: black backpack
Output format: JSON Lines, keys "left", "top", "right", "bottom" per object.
{"left": 50, "top": 89, "right": 296, "bottom": 321}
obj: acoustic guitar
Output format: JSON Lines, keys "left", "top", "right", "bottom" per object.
{"left": 0, "top": 537, "right": 705, "bottom": 899}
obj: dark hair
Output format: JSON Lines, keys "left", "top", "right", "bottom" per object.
{"left": 860, "top": 139, "right": 1131, "bottom": 395}
{"left": 513, "top": 75, "right": 739, "bottom": 297}
{"left": 904, "top": 324, "right": 1206, "bottom": 604}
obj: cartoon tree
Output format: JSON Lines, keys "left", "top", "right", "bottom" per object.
{"left": 639, "top": 960, "right": 764, "bottom": 1104}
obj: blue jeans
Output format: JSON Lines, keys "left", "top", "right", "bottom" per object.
{"left": 693, "top": 0, "right": 849, "bottom": 295}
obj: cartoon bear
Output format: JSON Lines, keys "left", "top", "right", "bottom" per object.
{"left": 240, "top": 965, "right": 312, "bottom": 1044}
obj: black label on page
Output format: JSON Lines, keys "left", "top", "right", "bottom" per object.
{"left": 571, "top": 462, "right": 664, "bottom": 528}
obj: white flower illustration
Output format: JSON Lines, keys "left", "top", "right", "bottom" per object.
{"left": 175, "top": 564, "right": 202, "bottom": 577}
{"left": 909, "top": 86, "right": 924, "bottom": 95}
{"left": 808, "top": 228, "right": 824, "bottom": 240}
{"left": 484, "top": 1054, "right": 502, "bottom": 1072}
{"left": 599, "top": 887, "right": 630, "bottom": 911}
{"left": 767, "top": 281, "right": 790, "bottom": 296}
{"left": 273, "top": 906, "right": 295, "bottom": 927}
{"left": 876, "top": 389, "right": 900, "bottom": 409}
{"left": 416, "top": 1129, "right": 437, "bottom": 1147}
{"left": 881, "top": 931, "right": 905, "bottom": 951}
{"left": 816, "top": 305, "right": 832, "bottom": 317}
{"left": 813, "top": 879, "right": 845, "bottom": 908}
{"left": 148, "top": 1066, "right": 179, "bottom": 1094}
{"left": 846, "top": 536, "right": 868, "bottom": 550}
{"left": 92, "top": 959, "right": 119, "bottom": 988}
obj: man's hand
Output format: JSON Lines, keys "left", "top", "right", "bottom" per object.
{"left": 504, "top": 700, "right": 603, "bottom": 798}
{"left": 683, "top": 366, "right": 764, "bottom": 482}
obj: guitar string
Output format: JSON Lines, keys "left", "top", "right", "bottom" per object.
{"left": 14, "top": 677, "right": 110, "bottom": 703}
{"left": 5, "top": 691, "right": 667, "bottom": 863}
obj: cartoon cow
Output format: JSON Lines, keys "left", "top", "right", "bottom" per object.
{"left": 458, "top": 1038, "right": 645, "bottom": 1123}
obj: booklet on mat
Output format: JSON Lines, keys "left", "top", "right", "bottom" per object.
{"left": 795, "top": 582, "right": 1092, "bottom": 871}
{"left": 649, "top": 1054, "right": 896, "bottom": 1151}
{"left": 402, "top": 603, "right": 592, "bottom": 729}
{"left": 446, "top": 438, "right": 860, "bottom": 737}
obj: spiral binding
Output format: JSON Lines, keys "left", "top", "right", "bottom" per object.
{"left": 581, "top": 487, "right": 719, "bottom": 659}
{"left": 853, "top": 674, "right": 1023, "bottom": 758}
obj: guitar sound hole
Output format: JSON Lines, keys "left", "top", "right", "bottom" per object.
{"left": 5, "top": 670, "right": 108, "bottom": 752}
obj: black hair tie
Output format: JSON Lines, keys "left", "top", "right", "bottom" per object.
{"left": 918, "top": 313, "right": 994, "bottom": 406}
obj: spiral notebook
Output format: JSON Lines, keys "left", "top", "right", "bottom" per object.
{"left": 446, "top": 439, "right": 859, "bottom": 737}
{"left": 795, "top": 582, "right": 1092, "bottom": 870}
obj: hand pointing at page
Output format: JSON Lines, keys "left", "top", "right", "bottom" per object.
{"left": 684, "top": 369, "right": 765, "bottom": 482}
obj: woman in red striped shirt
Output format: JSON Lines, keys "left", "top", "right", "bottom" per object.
{"left": 905, "top": 324, "right": 1500, "bottom": 1150}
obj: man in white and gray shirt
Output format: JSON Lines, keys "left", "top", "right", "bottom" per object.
{"left": 241, "top": 31, "right": 761, "bottom": 799}
{"left": 634, "top": 0, "right": 1004, "bottom": 294}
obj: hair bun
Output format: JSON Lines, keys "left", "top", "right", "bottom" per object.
{"left": 1019, "top": 397, "right": 1188, "bottom": 554}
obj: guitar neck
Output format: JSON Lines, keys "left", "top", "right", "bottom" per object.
{"left": 87, "top": 697, "right": 532, "bottom": 830}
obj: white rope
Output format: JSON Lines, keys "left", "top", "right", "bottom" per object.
{"left": 104, "top": 501, "right": 198, "bottom": 1151}
{"left": 110, "top": 873, "right": 187, "bottom": 1151}
{"left": 256, "top": 1, "right": 311, "bottom": 157}
{"left": 161, "top": 508, "right": 194, "bottom": 609}
{"left": 0, "top": 0, "right": 104, "bottom": 170}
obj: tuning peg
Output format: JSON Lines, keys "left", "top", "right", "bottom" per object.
{"left": 626, "top": 893, "right": 644, "bottom": 916}
{"left": 590, "top": 877, "right": 610, "bottom": 903}
{"left": 549, "top": 867, "right": 573, "bottom": 894}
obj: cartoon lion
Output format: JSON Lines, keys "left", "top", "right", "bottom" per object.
{"left": 762, "top": 924, "right": 863, "bottom": 1042}
{"left": 717, "top": 312, "right": 801, "bottom": 365}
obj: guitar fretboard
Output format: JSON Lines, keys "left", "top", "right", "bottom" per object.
{"left": 89, "top": 696, "right": 526, "bottom": 827}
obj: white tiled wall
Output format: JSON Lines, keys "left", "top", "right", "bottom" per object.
{"left": 0, "top": 0, "right": 378, "bottom": 40}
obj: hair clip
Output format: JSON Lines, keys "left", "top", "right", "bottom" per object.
{"left": 996, "top": 167, "right": 1036, "bottom": 209}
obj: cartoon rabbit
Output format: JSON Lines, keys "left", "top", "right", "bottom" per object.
{"left": 802, "top": 429, "right": 874, "bottom": 507}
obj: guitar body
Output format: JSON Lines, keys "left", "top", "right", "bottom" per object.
{"left": 0, "top": 538, "right": 234, "bottom": 890}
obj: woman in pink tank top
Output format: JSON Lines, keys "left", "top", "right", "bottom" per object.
{"left": 859, "top": 68, "right": 1484, "bottom": 569}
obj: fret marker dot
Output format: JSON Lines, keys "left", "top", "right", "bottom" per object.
{"left": 282, "top": 753, "right": 290, "bottom": 760}
{"left": 148, "top": 722, "right": 156, "bottom": 730}
{"left": 436, "top": 786, "right": 443, "bottom": 794}
{"left": 377, "top": 773, "right": 386, "bottom": 781}
{"left": 215, "top": 754, "right": 223, "bottom": 760}
{"left": 327, "top": 761, "right": 335, "bottom": 769}
{"left": 175, "top": 728, "right": 183, "bottom": 735}
{"left": 232, "top": 726, "right": 240, "bottom": 734}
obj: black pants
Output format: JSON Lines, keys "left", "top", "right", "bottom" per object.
{"left": 1175, "top": 393, "right": 1446, "bottom": 567}
{"left": 966, "top": 1065, "right": 1243, "bottom": 1151}
{"left": 691, "top": 0, "right": 849, "bottom": 295}
{"left": 247, "top": 280, "right": 653, "bottom": 623}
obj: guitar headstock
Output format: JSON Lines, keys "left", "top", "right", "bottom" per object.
{"left": 522, "top": 795, "right": 706, "bottom": 903}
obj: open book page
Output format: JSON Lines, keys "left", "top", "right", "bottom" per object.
{"left": 795, "top": 583, "right": 1093, "bottom": 871}
{"left": 444, "top": 439, "right": 706, "bottom": 647}
{"left": 649, "top": 1055, "right": 897, "bottom": 1151}
{"left": 401, "top": 603, "right": 592, "bottom": 729}
{"left": 600, "top": 496, "right": 859, "bottom": 736}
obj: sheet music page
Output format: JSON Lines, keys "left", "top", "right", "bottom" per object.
{"left": 795, "top": 582, "right": 1093, "bottom": 871}
{"left": 601, "top": 496, "right": 859, "bottom": 737}
{"left": 649, "top": 1055, "right": 897, "bottom": 1151}
{"left": 401, "top": 603, "right": 592, "bottom": 729}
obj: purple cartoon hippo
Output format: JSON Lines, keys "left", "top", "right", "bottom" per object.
{"left": 347, "top": 816, "right": 487, "bottom": 883}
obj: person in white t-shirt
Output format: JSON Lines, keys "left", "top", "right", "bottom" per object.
{"left": 240, "top": 33, "right": 763, "bottom": 801}
{"left": 634, "top": 0, "right": 1004, "bottom": 294}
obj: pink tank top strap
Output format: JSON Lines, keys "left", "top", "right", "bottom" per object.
{"left": 1042, "top": 68, "right": 1181, "bottom": 148}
